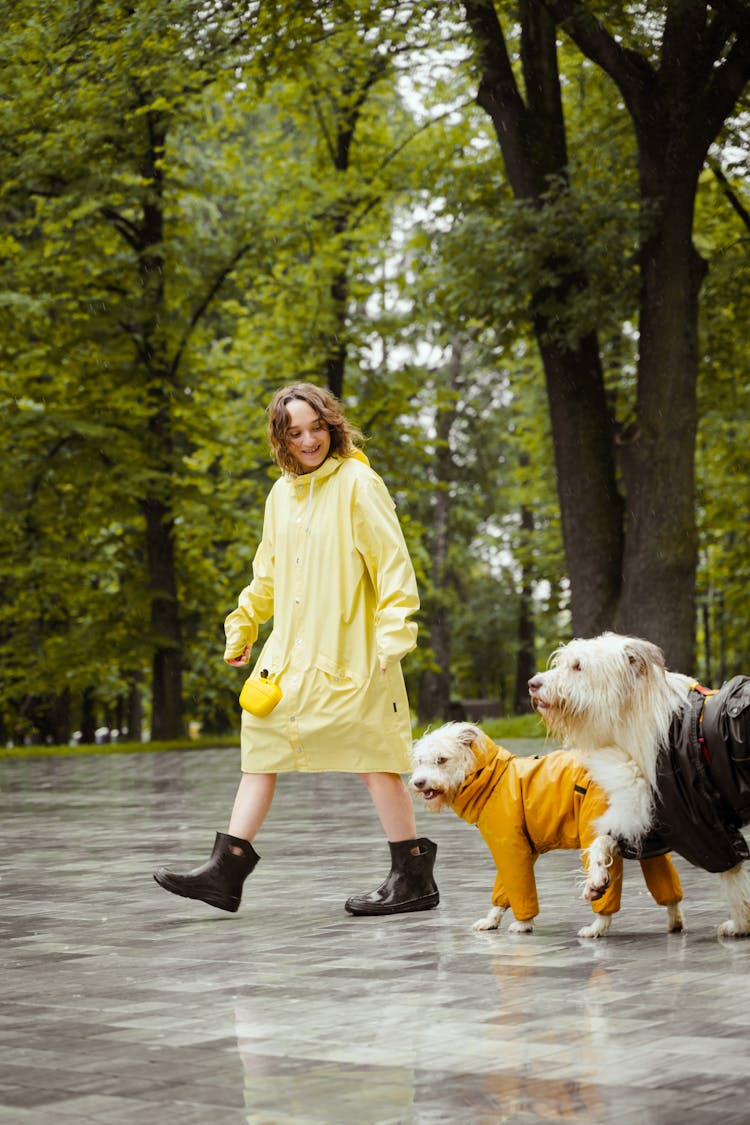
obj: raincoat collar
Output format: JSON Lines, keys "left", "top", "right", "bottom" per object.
{"left": 289, "top": 451, "right": 371, "bottom": 533}
{"left": 449, "top": 731, "right": 515, "bottom": 825}
{"left": 289, "top": 450, "right": 370, "bottom": 488}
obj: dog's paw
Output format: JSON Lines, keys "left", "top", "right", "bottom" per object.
{"left": 667, "top": 903, "right": 685, "bottom": 933}
{"left": 718, "top": 919, "right": 750, "bottom": 938}
{"left": 577, "top": 914, "right": 612, "bottom": 939}
{"left": 582, "top": 876, "right": 609, "bottom": 902}
{"left": 471, "top": 906, "right": 505, "bottom": 932}
{"left": 507, "top": 919, "right": 534, "bottom": 934}
{"left": 581, "top": 836, "right": 616, "bottom": 901}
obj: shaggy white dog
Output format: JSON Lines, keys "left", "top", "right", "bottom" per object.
{"left": 411, "top": 721, "right": 684, "bottom": 938}
{"left": 529, "top": 632, "right": 750, "bottom": 937}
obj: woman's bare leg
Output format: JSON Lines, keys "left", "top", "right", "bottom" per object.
{"left": 359, "top": 772, "right": 417, "bottom": 842}
{"left": 227, "top": 772, "right": 277, "bottom": 848}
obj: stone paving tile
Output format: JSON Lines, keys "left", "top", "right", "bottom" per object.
{"left": 2, "top": 742, "right": 750, "bottom": 1123}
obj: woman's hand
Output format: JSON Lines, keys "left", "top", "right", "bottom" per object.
{"left": 226, "top": 645, "right": 252, "bottom": 667}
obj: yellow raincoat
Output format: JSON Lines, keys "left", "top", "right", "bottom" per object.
{"left": 224, "top": 453, "right": 419, "bottom": 773}
{"left": 450, "top": 730, "right": 682, "bottom": 922}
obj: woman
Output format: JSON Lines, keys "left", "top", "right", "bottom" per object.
{"left": 153, "top": 383, "right": 439, "bottom": 917}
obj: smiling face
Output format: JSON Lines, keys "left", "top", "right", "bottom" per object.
{"left": 284, "top": 398, "right": 332, "bottom": 473}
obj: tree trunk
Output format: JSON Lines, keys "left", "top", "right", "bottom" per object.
{"left": 134, "top": 110, "right": 184, "bottom": 739}
{"left": 318, "top": 54, "right": 387, "bottom": 398}
{"left": 464, "top": 0, "right": 624, "bottom": 637}
{"left": 467, "top": 0, "right": 750, "bottom": 667}
{"left": 513, "top": 501, "right": 537, "bottom": 713}
{"left": 80, "top": 687, "right": 97, "bottom": 744}
{"left": 616, "top": 197, "right": 705, "bottom": 665}
{"left": 417, "top": 343, "right": 464, "bottom": 721}
{"left": 534, "top": 318, "right": 624, "bottom": 635}
{"left": 128, "top": 676, "right": 144, "bottom": 742}
{"left": 326, "top": 266, "right": 348, "bottom": 399}
{"left": 417, "top": 619, "right": 453, "bottom": 722}
{"left": 143, "top": 495, "right": 183, "bottom": 740}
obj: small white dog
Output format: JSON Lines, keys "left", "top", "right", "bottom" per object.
{"left": 410, "top": 721, "right": 683, "bottom": 938}
{"left": 529, "top": 632, "right": 750, "bottom": 937}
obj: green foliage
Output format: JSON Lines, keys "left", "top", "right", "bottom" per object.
{"left": 1, "top": 1, "right": 748, "bottom": 742}
{"left": 694, "top": 136, "right": 750, "bottom": 679}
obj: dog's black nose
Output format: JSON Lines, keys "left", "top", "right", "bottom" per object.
{"left": 528, "top": 675, "right": 543, "bottom": 693}
{"left": 412, "top": 777, "right": 426, "bottom": 790}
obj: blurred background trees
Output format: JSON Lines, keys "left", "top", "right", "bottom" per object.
{"left": 1, "top": 0, "right": 748, "bottom": 743}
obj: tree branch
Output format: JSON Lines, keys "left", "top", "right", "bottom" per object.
{"left": 699, "top": 27, "right": 750, "bottom": 153}
{"left": 708, "top": 0, "right": 750, "bottom": 35}
{"left": 168, "top": 241, "right": 256, "bottom": 380}
{"left": 462, "top": 0, "right": 536, "bottom": 196}
{"left": 536, "top": 0, "right": 656, "bottom": 124}
{"left": 708, "top": 156, "right": 750, "bottom": 234}
{"left": 100, "top": 206, "right": 143, "bottom": 249}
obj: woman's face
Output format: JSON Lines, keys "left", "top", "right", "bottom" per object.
{"left": 285, "top": 398, "right": 332, "bottom": 472}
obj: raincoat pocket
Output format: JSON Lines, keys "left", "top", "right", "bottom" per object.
{"left": 705, "top": 677, "right": 750, "bottom": 764}
{"left": 701, "top": 676, "right": 750, "bottom": 818}
{"left": 315, "top": 654, "right": 364, "bottom": 690}
{"left": 724, "top": 679, "right": 750, "bottom": 763}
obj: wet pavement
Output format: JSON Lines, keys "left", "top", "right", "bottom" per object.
{"left": 2, "top": 740, "right": 750, "bottom": 1124}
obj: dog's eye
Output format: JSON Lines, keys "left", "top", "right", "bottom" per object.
{"left": 436, "top": 756, "right": 447, "bottom": 766}
{"left": 571, "top": 660, "right": 582, "bottom": 671}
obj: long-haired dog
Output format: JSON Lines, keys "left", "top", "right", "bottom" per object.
{"left": 529, "top": 632, "right": 750, "bottom": 937}
{"left": 410, "top": 722, "right": 683, "bottom": 938}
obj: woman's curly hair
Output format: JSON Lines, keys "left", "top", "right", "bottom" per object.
{"left": 267, "top": 383, "right": 364, "bottom": 475}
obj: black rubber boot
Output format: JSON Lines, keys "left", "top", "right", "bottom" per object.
{"left": 344, "top": 837, "right": 439, "bottom": 916}
{"left": 153, "top": 832, "right": 259, "bottom": 913}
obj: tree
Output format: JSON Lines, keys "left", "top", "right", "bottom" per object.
{"left": 694, "top": 119, "right": 750, "bottom": 680}
{"left": 461, "top": 0, "right": 750, "bottom": 665}
{"left": 0, "top": 1, "right": 265, "bottom": 739}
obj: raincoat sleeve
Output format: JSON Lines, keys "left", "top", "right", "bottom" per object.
{"left": 352, "top": 475, "right": 419, "bottom": 668}
{"left": 223, "top": 494, "right": 276, "bottom": 661}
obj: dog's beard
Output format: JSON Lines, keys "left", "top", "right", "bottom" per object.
{"left": 533, "top": 689, "right": 619, "bottom": 747}
{"left": 410, "top": 766, "right": 460, "bottom": 810}
{"left": 419, "top": 788, "right": 451, "bottom": 811}
{"left": 411, "top": 778, "right": 453, "bottom": 810}
{"left": 532, "top": 698, "right": 570, "bottom": 740}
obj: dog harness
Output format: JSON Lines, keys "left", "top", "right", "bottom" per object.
{"left": 624, "top": 682, "right": 750, "bottom": 872}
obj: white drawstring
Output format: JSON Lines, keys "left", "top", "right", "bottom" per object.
{"left": 305, "top": 475, "right": 315, "bottom": 533}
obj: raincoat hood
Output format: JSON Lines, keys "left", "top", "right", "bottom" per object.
{"left": 288, "top": 449, "right": 370, "bottom": 484}
{"left": 450, "top": 730, "right": 514, "bottom": 824}
{"left": 290, "top": 452, "right": 372, "bottom": 533}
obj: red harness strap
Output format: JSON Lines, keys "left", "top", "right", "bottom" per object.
{"left": 692, "top": 683, "right": 719, "bottom": 767}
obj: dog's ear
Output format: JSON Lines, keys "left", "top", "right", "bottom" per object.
{"left": 463, "top": 726, "right": 497, "bottom": 769}
{"left": 625, "top": 637, "right": 665, "bottom": 676}
{"left": 457, "top": 724, "right": 481, "bottom": 749}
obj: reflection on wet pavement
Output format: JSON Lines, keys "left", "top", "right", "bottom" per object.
{"left": 2, "top": 743, "right": 749, "bottom": 1123}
